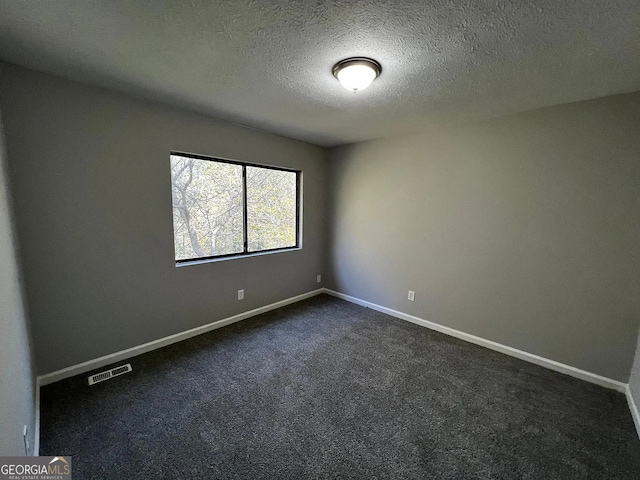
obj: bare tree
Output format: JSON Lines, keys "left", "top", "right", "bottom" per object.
{"left": 171, "top": 156, "right": 296, "bottom": 260}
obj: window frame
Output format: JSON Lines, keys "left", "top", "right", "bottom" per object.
{"left": 171, "top": 151, "right": 301, "bottom": 265}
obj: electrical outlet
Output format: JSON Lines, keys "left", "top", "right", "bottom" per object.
{"left": 237, "top": 289, "right": 244, "bottom": 300}
{"left": 23, "top": 425, "right": 29, "bottom": 456}
{"left": 408, "top": 290, "right": 415, "bottom": 302}
{"left": 317, "top": 274, "right": 322, "bottom": 283}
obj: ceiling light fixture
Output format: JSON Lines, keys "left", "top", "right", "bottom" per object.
{"left": 332, "top": 57, "right": 382, "bottom": 93}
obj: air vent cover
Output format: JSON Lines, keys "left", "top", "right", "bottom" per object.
{"left": 88, "top": 363, "right": 132, "bottom": 385}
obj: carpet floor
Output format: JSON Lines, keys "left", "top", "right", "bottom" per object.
{"left": 40, "top": 294, "right": 640, "bottom": 479}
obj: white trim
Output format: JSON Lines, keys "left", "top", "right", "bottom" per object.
{"left": 323, "top": 289, "right": 627, "bottom": 393}
{"left": 33, "top": 377, "right": 40, "bottom": 456}
{"left": 175, "top": 246, "right": 302, "bottom": 267}
{"left": 37, "top": 289, "right": 323, "bottom": 387}
{"left": 626, "top": 386, "right": 640, "bottom": 440}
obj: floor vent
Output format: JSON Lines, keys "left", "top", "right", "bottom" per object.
{"left": 88, "top": 364, "right": 132, "bottom": 385}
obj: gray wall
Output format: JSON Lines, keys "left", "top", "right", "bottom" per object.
{"left": 0, "top": 62, "right": 326, "bottom": 375}
{"left": 0, "top": 106, "right": 35, "bottom": 455}
{"left": 327, "top": 92, "right": 640, "bottom": 382}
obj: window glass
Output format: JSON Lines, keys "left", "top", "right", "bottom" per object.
{"left": 170, "top": 153, "right": 299, "bottom": 263}
{"left": 171, "top": 155, "right": 243, "bottom": 260}
{"left": 247, "top": 166, "right": 297, "bottom": 252}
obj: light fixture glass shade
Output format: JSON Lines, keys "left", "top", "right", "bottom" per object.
{"left": 333, "top": 58, "right": 381, "bottom": 93}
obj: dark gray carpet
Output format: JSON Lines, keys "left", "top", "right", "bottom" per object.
{"left": 40, "top": 294, "right": 640, "bottom": 479}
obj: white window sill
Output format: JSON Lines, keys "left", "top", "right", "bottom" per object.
{"left": 175, "top": 246, "right": 302, "bottom": 267}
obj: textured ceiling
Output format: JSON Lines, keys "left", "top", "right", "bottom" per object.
{"left": 0, "top": 1, "right": 639, "bottom": 147}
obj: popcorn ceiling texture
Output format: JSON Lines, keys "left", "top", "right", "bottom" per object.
{"left": 0, "top": 0, "right": 638, "bottom": 146}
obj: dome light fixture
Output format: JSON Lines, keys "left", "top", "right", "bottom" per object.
{"left": 332, "top": 57, "right": 382, "bottom": 93}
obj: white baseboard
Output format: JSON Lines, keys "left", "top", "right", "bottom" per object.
{"left": 33, "top": 286, "right": 637, "bottom": 450}
{"left": 323, "top": 288, "right": 627, "bottom": 393}
{"left": 37, "top": 289, "right": 324, "bottom": 387}
{"left": 627, "top": 386, "right": 640, "bottom": 440}
{"left": 33, "top": 377, "right": 40, "bottom": 456}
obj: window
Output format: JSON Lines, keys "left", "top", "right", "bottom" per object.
{"left": 170, "top": 152, "right": 300, "bottom": 263}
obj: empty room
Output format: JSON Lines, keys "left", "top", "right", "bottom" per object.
{"left": 1, "top": 1, "right": 640, "bottom": 478}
